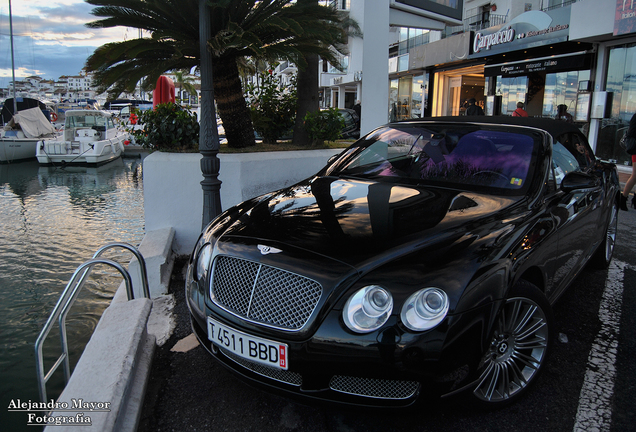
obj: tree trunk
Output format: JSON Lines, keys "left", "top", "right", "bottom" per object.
{"left": 212, "top": 56, "right": 255, "bottom": 148}
{"left": 292, "top": 53, "right": 320, "bottom": 146}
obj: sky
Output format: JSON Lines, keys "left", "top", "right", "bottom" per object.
{"left": 0, "top": 0, "right": 130, "bottom": 87}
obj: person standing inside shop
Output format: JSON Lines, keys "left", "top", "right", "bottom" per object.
{"left": 621, "top": 112, "right": 636, "bottom": 210}
{"left": 466, "top": 98, "right": 484, "bottom": 116}
{"left": 556, "top": 104, "right": 573, "bottom": 123}
{"left": 512, "top": 101, "right": 528, "bottom": 117}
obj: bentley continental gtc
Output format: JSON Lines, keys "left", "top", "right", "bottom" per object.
{"left": 186, "top": 117, "right": 620, "bottom": 408}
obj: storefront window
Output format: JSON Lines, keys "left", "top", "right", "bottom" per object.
{"left": 596, "top": 43, "right": 636, "bottom": 165}
{"left": 411, "top": 74, "right": 428, "bottom": 118}
{"left": 389, "top": 79, "right": 399, "bottom": 122}
{"left": 398, "top": 77, "right": 412, "bottom": 120}
{"left": 495, "top": 76, "right": 528, "bottom": 115}
{"left": 389, "top": 77, "right": 415, "bottom": 121}
{"left": 542, "top": 71, "right": 581, "bottom": 118}
{"left": 324, "top": 90, "right": 332, "bottom": 108}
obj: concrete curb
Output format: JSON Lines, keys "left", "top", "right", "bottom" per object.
{"left": 44, "top": 299, "right": 155, "bottom": 432}
{"left": 44, "top": 228, "right": 177, "bottom": 431}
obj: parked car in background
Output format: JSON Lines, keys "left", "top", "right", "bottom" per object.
{"left": 186, "top": 117, "right": 619, "bottom": 408}
{"left": 338, "top": 108, "right": 360, "bottom": 139}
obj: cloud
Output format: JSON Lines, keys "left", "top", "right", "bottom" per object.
{"left": 0, "top": 0, "right": 125, "bottom": 84}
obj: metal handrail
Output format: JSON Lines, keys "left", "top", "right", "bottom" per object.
{"left": 92, "top": 242, "right": 150, "bottom": 299}
{"left": 34, "top": 243, "right": 149, "bottom": 403}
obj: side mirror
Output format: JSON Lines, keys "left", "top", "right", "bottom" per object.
{"left": 560, "top": 171, "right": 600, "bottom": 193}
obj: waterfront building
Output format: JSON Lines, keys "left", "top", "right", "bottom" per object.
{"left": 317, "top": 0, "right": 636, "bottom": 166}
{"left": 317, "top": 0, "right": 461, "bottom": 134}
{"left": 396, "top": 0, "right": 636, "bottom": 166}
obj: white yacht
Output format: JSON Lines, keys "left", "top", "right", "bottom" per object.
{"left": 1, "top": 106, "right": 58, "bottom": 163}
{"left": 36, "top": 110, "right": 129, "bottom": 166}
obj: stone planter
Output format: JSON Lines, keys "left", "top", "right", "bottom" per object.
{"left": 143, "top": 149, "right": 343, "bottom": 255}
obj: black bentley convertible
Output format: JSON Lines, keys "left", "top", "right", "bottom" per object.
{"left": 186, "top": 117, "right": 619, "bottom": 407}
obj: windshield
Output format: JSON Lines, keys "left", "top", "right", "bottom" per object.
{"left": 328, "top": 124, "right": 541, "bottom": 194}
{"left": 66, "top": 113, "right": 111, "bottom": 129}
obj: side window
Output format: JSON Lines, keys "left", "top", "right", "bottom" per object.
{"left": 551, "top": 133, "right": 581, "bottom": 186}
{"left": 570, "top": 133, "right": 594, "bottom": 168}
{"left": 341, "top": 112, "right": 354, "bottom": 128}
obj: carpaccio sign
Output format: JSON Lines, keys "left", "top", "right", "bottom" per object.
{"left": 473, "top": 26, "right": 516, "bottom": 53}
{"left": 469, "top": 7, "right": 571, "bottom": 58}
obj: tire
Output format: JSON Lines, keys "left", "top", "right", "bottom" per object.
{"left": 590, "top": 197, "right": 619, "bottom": 269}
{"left": 472, "top": 280, "right": 553, "bottom": 407}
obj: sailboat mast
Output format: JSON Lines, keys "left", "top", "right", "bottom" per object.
{"left": 9, "top": 0, "right": 17, "bottom": 114}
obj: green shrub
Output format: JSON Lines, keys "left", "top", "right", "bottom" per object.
{"left": 245, "top": 71, "right": 297, "bottom": 144}
{"left": 303, "top": 108, "right": 344, "bottom": 143}
{"left": 131, "top": 103, "right": 200, "bottom": 152}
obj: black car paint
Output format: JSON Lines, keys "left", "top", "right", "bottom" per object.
{"left": 186, "top": 117, "right": 620, "bottom": 406}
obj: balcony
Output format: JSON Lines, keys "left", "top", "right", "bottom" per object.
{"left": 276, "top": 61, "right": 297, "bottom": 76}
{"left": 543, "top": 0, "right": 577, "bottom": 12}
{"left": 443, "top": 13, "right": 508, "bottom": 37}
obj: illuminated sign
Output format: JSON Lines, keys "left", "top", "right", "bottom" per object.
{"left": 469, "top": 7, "right": 571, "bottom": 58}
{"left": 473, "top": 27, "right": 516, "bottom": 53}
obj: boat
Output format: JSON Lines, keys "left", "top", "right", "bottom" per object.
{"left": 1, "top": 105, "right": 59, "bottom": 163}
{"left": 1, "top": 1, "right": 59, "bottom": 164}
{"left": 36, "top": 110, "right": 129, "bottom": 166}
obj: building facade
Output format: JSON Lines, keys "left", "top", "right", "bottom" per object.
{"left": 319, "top": 0, "right": 636, "bottom": 166}
{"left": 400, "top": 0, "right": 636, "bottom": 165}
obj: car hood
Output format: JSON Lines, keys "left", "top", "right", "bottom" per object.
{"left": 217, "top": 177, "right": 521, "bottom": 271}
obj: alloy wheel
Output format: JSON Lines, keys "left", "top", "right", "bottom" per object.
{"left": 473, "top": 295, "right": 549, "bottom": 403}
{"left": 604, "top": 201, "right": 619, "bottom": 262}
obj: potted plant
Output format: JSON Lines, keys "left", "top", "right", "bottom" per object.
{"left": 131, "top": 103, "right": 199, "bottom": 152}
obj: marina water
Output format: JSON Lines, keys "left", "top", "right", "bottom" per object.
{"left": 0, "top": 158, "right": 145, "bottom": 431}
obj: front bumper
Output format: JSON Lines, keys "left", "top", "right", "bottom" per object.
{"left": 188, "top": 302, "right": 490, "bottom": 408}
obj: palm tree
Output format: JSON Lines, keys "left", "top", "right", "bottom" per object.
{"left": 173, "top": 70, "right": 197, "bottom": 104}
{"left": 84, "top": 0, "right": 356, "bottom": 148}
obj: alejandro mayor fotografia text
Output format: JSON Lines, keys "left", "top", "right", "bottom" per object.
{"left": 8, "top": 398, "right": 111, "bottom": 426}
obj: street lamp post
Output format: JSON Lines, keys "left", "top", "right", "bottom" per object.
{"left": 199, "top": 0, "right": 222, "bottom": 229}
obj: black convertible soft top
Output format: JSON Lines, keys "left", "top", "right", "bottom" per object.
{"left": 396, "top": 116, "right": 582, "bottom": 140}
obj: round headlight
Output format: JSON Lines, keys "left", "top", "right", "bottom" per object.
{"left": 343, "top": 285, "right": 393, "bottom": 333}
{"left": 401, "top": 288, "right": 449, "bottom": 331}
{"left": 195, "top": 243, "right": 213, "bottom": 281}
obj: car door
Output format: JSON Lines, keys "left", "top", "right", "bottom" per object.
{"left": 546, "top": 132, "right": 604, "bottom": 299}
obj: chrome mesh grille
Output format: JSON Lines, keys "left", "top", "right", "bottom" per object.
{"left": 329, "top": 375, "right": 419, "bottom": 400}
{"left": 211, "top": 255, "right": 322, "bottom": 330}
{"left": 221, "top": 348, "right": 302, "bottom": 386}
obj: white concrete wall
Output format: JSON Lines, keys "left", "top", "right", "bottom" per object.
{"left": 569, "top": 0, "right": 615, "bottom": 41}
{"left": 143, "top": 149, "right": 343, "bottom": 256}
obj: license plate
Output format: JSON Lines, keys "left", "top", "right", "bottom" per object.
{"left": 207, "top": 317, "right": 288, "bottom": 370}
